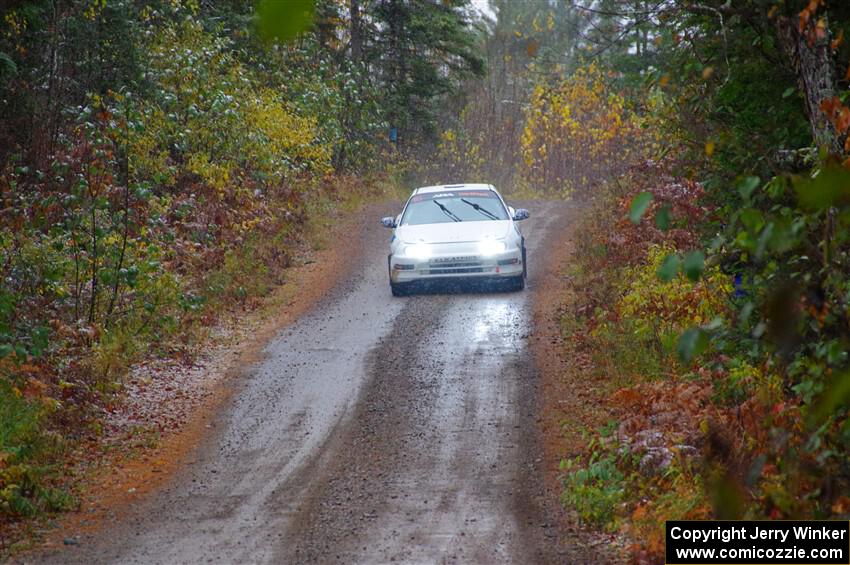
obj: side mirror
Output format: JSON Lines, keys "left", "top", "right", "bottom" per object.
{"left": 513, "top": 208, "right": 530, "bottom": 221}
{"left": 381, "top": 216, "right": 396, "bottom": 228}
{"left": 508, "top": 206, "right": 516, "bottom": 218}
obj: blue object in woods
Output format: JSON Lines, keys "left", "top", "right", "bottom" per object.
{"left": 733, "top": 272, "right": 745, "bottom": 297}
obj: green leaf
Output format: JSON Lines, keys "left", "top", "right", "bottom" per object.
{"left": 794, "top": 166, "right": 850, "bottom": 210}
{"left": 682, "top": 250, "right": 705, "bottom": 281}
{"left": 629, "top": 191, "right": 653, "bottom": 223}
{"left": 755, "top": 222, "right": 774, "bottom": 259}
{"left": 810, "top": 371, "right": 850, "bottom": 426}
{"left": 734, "top": 229, "right": 757, "bottom": 253}
{"left": 739, "top": 302, "right": 754, "bottom": 326}
{"left": 738, "top": 176, "right": 760, "bottom": 200}
{"left": 826, "top": 341, "right": 846, "bottom": 366}
{"left": 782, "top": 87, "right": 795, "bottom": 99}
{"left": 654, "top": 203, "right": 671, "bottom": 230}
{"left": 656, "top": 253, "right": 680, "bottom": 282}
{"left": 739, "top": 208, "right": 764, "bottom": 233}
{"left": 0, "top": 52, "right": 16, "bottom": 76}
{"left": 0, "top": 344, "right": 12, "bottom": 358}
{"left": 30, "top": 327, "right": 49, "bottom": 358}
{"left": 765, "top": 175, "right": 789, "bottom": 199}
{"left": 677, "top": 327, "right": 709, "bottom": 363}
{"left": 14, "top": 344, "right": 27, "bottom": 360}
{"left": 255, "top": 0, "right": 316, "bottom": 44}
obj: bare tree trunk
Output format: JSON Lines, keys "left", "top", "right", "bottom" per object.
{"left": 39, "top": 0, "right": 61, "bottom": 168}
{"left": 89, "top": 201, "right": 98, "bottom": 325}
{"left": 775, "top": 13, "right": 842, "bottom": 155}
{"left": 633, "top": 0, "right": 641, "bottom": 57}
{"left": 386, "top": 0, "right": 403, "bottom": 148}
{"left": 350, "top": 0, "right": 362, "bottom": 62}
{"left": 106, "top": 127, "right": 131, "bottom": 327}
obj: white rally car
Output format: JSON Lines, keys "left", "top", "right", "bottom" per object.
{"left": 381, "top": 184, "right": 529, "bottom": 296}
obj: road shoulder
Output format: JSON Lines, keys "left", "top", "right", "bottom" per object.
{"left": 529, "top": 200, "right": 628, "bottom": 562}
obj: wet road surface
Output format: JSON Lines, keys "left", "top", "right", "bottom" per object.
{"left": 36, "top": 200, "right": 590, "bottom": 564}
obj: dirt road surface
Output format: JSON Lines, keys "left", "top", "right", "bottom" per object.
{"left": 32, "top": 200, "right": 603, "bottom": 564}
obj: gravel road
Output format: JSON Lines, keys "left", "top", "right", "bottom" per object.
{"left": 34, "top": 200, "right": 599, "bottom": 564}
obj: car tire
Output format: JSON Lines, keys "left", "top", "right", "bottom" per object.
{"left": 507, "top": 245, "right": 527, "bottom": 291}
{"left": 388, "top": 254, "right": 410, "bottom": 297}
{"left": 522, "top": 245, "right": 527, "bottom": 280}
{"left": 391, "top": 282, "right": 409, "bottom": 297}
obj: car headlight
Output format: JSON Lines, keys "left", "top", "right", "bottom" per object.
{"left": 404, "top": 242, "right": 432, "bottom": 259}
{"left": 478, "top": 239, "right": 506, "bottom": 256}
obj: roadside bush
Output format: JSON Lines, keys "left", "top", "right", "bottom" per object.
{"left": 0, "top": 379, "right": 71, "bottom": 518}
{"left": 586, "top": 319, "right": 665, "bottom": 383}
{"left": 557, "top": 155, "right": 727, "bottom": 558}
{"left": 136, "top": 19, "right": 332, "bottom": 191}
{"left": 613, "top": 244, "right": 731, "bottom": 363}
{"left": 561, "top": 447, "right": 625, "bottom": 529}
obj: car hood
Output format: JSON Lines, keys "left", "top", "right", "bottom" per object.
{"left": 398, "top": 221, "right": 512, "bottom": 244}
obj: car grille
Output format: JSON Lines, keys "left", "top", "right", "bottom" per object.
{"left": 427, "top": 266, "right": 485, "bottom": 275}
{"left": 426, "top": 256, "right": 484, "bottom": 275}
{"left": 431, "top": 261, "right": 481, "bottom": 268}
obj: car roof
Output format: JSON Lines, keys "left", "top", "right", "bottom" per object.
{"left": 413, "top": 183, "right": 497, "bottom": 195}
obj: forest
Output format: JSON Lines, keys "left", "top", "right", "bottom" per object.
{"left": 3, "top": 0, "right": 850, "bottom": 562}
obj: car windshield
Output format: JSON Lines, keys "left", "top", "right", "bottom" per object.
{"left": 400, "top": 190, "right": 509, "bottom": 225}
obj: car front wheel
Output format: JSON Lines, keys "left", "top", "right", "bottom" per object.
{"left": 508, "top": 274, "right": 525, "bottom": 291}
{"left": 391, "top": 282, "right": 410, "bottom": 297}
{"left": 388, "top": 255, "right": 410, "bottom": 296}
{"left": 509, "top": 245, "right": 527, "bottom": 291}
{"left": 522, "top": 245, "right": 527, "bottom": 280}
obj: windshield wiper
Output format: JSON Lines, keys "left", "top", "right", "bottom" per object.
{"left": 433, "top": 199, "right": 462, "bottom": 222}
{"left": 460, "top": 198, "right": 499, "bottom": 220}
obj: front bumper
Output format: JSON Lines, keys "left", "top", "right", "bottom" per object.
{"left": 389, "top": 246, "right": 523, "bottom": 283}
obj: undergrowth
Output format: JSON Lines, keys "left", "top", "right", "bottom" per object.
{"left": 560, "top": 148, "right": 850, "bottom": 562}
{"left": 558, "top": 158, "right": 726, "bottom": 559}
